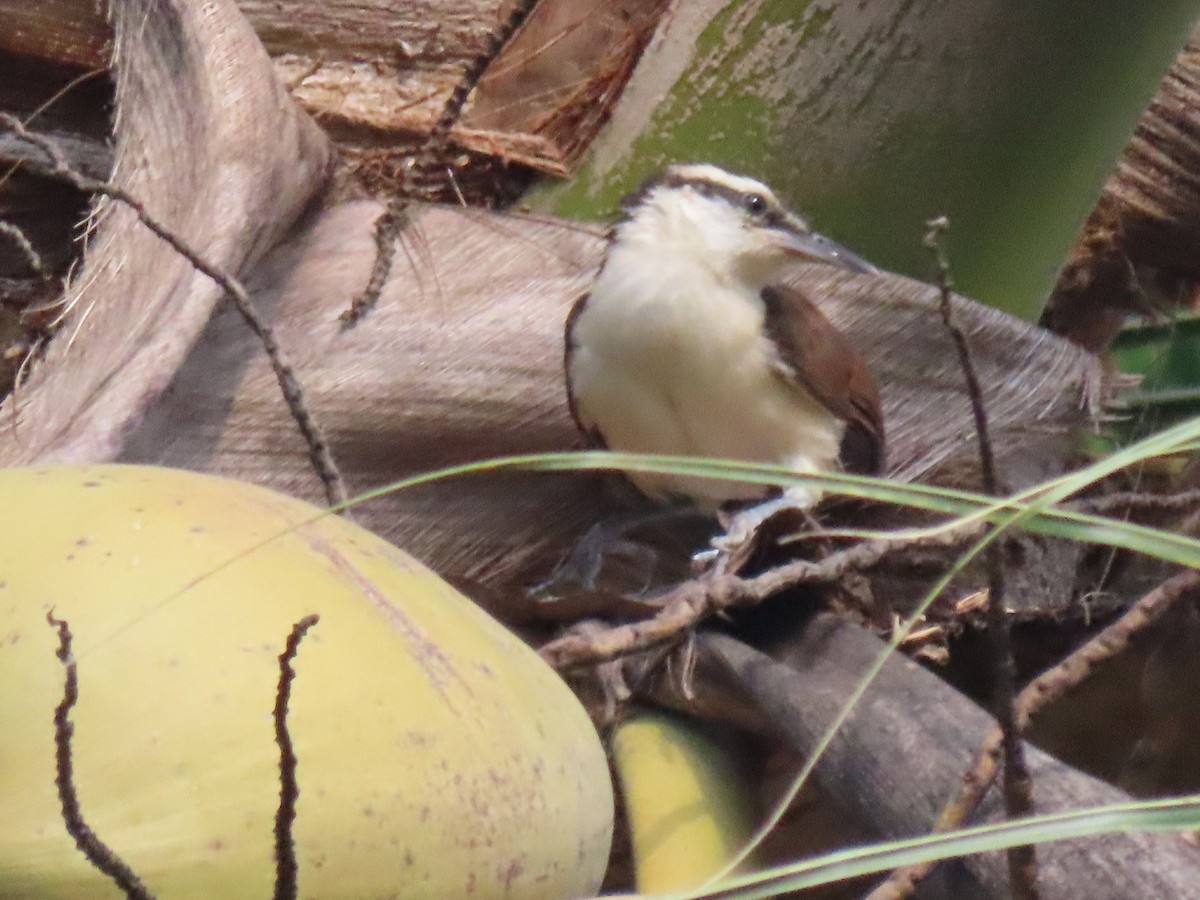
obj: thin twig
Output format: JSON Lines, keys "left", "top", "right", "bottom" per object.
{"left": 537, "top": 482, "right": 1200, "bottom": 671}
{"left": 340, "top": 0, "right": 541, "bottom": 326}
{"left": 0, "top": 114, "right": 348, "bottom": 509}
{"left": 865, "top": 566, "right": 1200, "bottom": 900}
{"left": 539, "top": 524, "right": 983, "bottom": 670}
{"left": 0, "top": 67, "right": 108, "bottom": 196}
{"left": 273, "top": 614, "right": 320, "bottom": 900}
{"left": 47, "top": 611, "right": 155, "bottom": 900}
{"left": 0, "top": 220, "right": 47, "bottom": 276}
{"left": 924, "top": 216, "right": 1037, "bottom": 898}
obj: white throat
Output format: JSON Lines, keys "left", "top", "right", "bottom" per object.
{"left": 604, "top": 184, "right": 778, "bottom": 292}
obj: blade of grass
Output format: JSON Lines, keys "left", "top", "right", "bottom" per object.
{"left": 657, "top": 795, "right": 1200, "bottom": 900}
{"left": 85, "top": 413, "right": 1200, "bottom": 659}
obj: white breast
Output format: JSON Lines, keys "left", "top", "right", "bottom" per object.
{"left": 569, "top": 247, "right": 844, "bottom": 508}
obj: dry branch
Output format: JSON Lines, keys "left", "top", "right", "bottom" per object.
{"left": 927, "top": 217, "right": 1038, "bottom": 897}
{"left": 539, "top": 524, "right": 985, "bottom": 670}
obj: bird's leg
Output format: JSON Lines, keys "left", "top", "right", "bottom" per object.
{"left": 530, "top": 502, "right": 707, "bottom": 599}
{"left": 698, "top": 486, "right": 822, "bottom": 574}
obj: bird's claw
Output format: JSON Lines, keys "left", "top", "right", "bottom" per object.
{"left": 693, "top": 511, "right": 766, "bottom": 576}
{"left": 695, "top": 491, "right": 818, "bottom": 575}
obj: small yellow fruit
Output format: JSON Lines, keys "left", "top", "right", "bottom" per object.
{"left": 613, "top": 710, "right": 756, "bottom": 893}
{"left": 0, "top": 465, "right": 612, "bottom": 898}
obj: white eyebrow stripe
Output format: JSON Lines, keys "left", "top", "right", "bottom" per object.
{"left": 666, "top": 164, "right": 776, "bottom": 202}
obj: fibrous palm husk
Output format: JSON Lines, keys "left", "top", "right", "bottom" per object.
{"left": 0, "top": 0, "right": 335, "bottom": 466}
{"left": 1045, "top": 29, "right": 1200, "bottom": 351}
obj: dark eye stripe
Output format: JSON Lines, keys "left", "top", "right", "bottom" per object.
{"left": 689, "top": 179, "right": 768, "bottom": 211}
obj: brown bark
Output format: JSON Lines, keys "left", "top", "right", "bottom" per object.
{"left": 0, "top": 0, "right": 109, "bottom": 69}
{"left": 0, "top": 0, "right": 663, "bottom": 183}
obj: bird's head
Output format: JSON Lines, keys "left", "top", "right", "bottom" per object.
{"left": 612, "top": 163, "right": 875, "bottom": 288}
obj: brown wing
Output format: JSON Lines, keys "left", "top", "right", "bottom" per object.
{"left": 563, "top": 292, "right": 608, "bottom": 449}
{"left": 761, "top": 284, "right": 885, "bottom": 474}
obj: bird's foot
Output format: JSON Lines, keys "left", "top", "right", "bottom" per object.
{"left": 531, "top": 504, "right": 705, "bottom": 600}
{"left": 531, "top": 522, "right": 656, "bottom": 599}
{"left": 696, "top": 489, "right": 820, "bottom": 575}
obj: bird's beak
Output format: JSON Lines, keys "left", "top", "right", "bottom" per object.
{"left": 774, "top": 225, "right": 879, "bottom": 275}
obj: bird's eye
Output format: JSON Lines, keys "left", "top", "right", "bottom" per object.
{"left": 744, "top": 193, "right": 768, "bottom": 215}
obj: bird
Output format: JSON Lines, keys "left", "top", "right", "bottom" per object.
{"left": 564, "top": 163, "right": 885, "bottom": 556}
